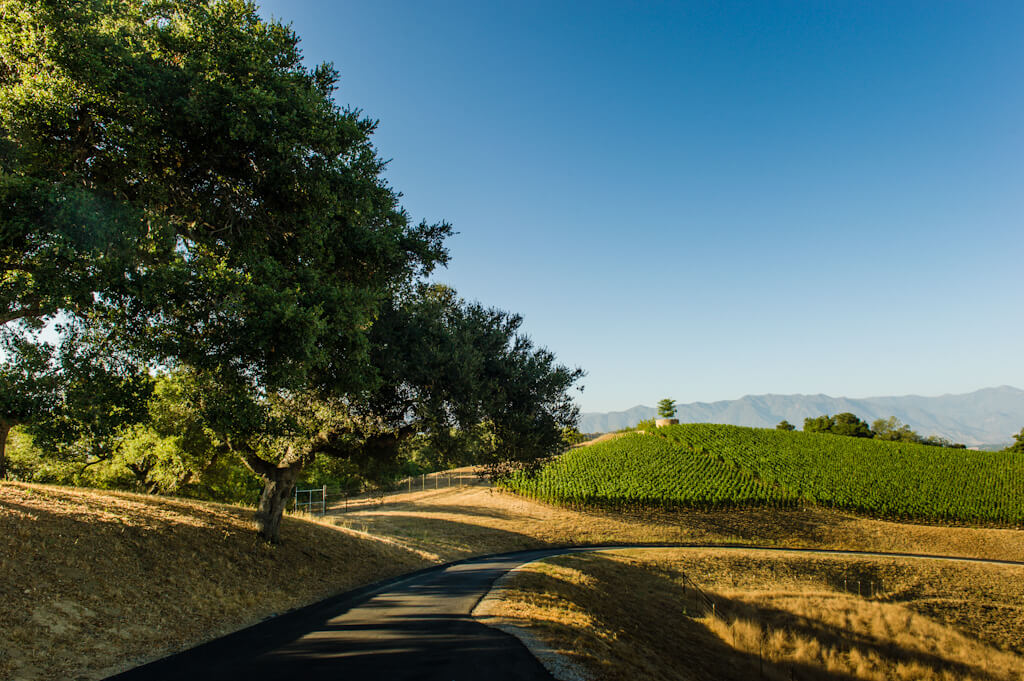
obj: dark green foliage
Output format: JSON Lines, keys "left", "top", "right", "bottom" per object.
{"left": 776, "top": 420, "right": 796, "bottom": 431}
{"left": 358, "top": 285, "right": 584, "bottom": 479}
{"left": 1, "top": 0, "right": 449, "bottom": 539}
{"left": 0, "top": 324, "right": 152, "bottom": 478}
{"left": 657, "top": 399, "right": 677, "bottom": 419}
{"left": 803, "top": 415, "right": 834, "bottom": 433}
{"left": 803, "top": 412, "right": 872, "bottom": 438}
{"left": 505, "top": 424, "right": 1024, "bottom": 524}
{"left": 871, "top": 416, "right": 965, "bottom": 448}
{"left": 2, "top": 0, "right": 449, "bottom": 416}
{"left": 831, "top": 412, "right": 873, "bottom": 438}
{"left": 1, "top": 1, "right": 583, "bottom": 542}
{"left": 871, "top": 416, "right": 919, "bottom": 442}
{"left": 633, "top": 418, "right": 657, "bottom": 432}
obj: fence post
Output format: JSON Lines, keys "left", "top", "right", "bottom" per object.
{"left": 322, "top": 484, "right": 327, "bottom": 515}
{"left": 408, "top": 477, "right": 411, "bottom": 493}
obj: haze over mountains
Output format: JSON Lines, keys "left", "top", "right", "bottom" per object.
{"left": 580, "top": 386, "right": 1024, "bottom": 447}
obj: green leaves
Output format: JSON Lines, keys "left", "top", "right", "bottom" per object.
{"left": 657, "top": 398, "right": 677, "bottom": 419}
{"left": 508, "top": 424, "right": 1024, "bottom": 524}
{"left": 2, "top": 0, "right": 450, "bottom": 451}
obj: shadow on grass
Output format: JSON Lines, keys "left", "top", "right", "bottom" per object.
{"left": 506, "top": 551, "right": 1009, "bottom": 681}
{"left": 329, "top": 513, "right": 557, "bottom": 560}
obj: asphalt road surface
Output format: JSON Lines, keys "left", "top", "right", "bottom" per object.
{"left": 106, "top": 548, "right": 570, "bottom": 681}
{"left": 106, "top": 544, "right": 1023, "bottom": 681}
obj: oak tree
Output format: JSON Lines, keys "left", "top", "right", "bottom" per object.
{"left": 1, "top": 1, "right": 448, "bottom": 532}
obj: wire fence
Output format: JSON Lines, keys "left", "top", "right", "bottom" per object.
{"left": 292, "top": 468, "right": 487, "bottom": 516}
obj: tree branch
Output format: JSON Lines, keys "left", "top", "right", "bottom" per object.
{"left": 1, "top": 302, "right": 59, "bottom": 325}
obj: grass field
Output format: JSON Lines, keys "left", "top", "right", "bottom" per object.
{"left": 503, "top": 426, "right": 1024, "bottom": 524}
{"left": 476, "top": 548, "right": 1024, "bottom": 681}
{"left": 5, "top": 474, "right": 1024, "bottom": 680}
{"left": 0, "top": 482, "right": 432, "bottom": 681}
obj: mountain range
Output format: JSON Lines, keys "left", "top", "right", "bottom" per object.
{"left": 579, "top": 386, "right": 1024, "bottom": 448}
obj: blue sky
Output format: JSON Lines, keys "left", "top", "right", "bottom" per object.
{"left": 258, "top": 1, "right": 1024, "bottom": 412}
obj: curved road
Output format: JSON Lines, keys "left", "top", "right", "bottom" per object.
{"left": 106, "top": 544, "right": 1023, "bottom": 681}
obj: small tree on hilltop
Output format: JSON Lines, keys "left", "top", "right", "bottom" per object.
{"left": 657, "top": 399, "right": 677, "bottom": 419}
{"left": 776, "top": 420, "right": 796, "bottom": 431}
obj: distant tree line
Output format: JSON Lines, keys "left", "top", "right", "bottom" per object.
{"left": 777, "top": 414, "right": 968, "bottom": 448}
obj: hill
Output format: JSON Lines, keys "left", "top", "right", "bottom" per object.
{"left": 7, "top": 474, "right": 1024, "bottom": 679}
{"left": 579, "top": 385, "right": 1024, "bottom": 446}
{"left": 505, "top": 425, "right": 1024, "bottom": 524}
{"left": 0, "top": 483, "right": 430, "bottom": 681}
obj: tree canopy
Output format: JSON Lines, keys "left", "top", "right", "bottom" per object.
{"left": 803, "top": 413, "right": 872, "bottom": 438}
{"left": 657, "top": 398, "right": 677, "bottom": 419}
{"left": 872, "top": 416, "right": 914, "bottom": 442}
{"left": 2, "top": 0, "right": 448, "bottom": 388}
{"left": 1, "top": 0, "right": 583, "bottom": 542}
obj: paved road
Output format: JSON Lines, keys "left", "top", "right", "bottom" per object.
{"left": 106, "top": 544, "right": 1023, "bottom": 681}
{"left": 107, "top": 548, "right": 569, "bottom": 681}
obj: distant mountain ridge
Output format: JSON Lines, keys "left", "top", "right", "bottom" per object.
{"left": 579, "top": 386, "right": 1024, "bottom": 447}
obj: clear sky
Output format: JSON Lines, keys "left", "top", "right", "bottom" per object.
{"left": 257, "top": 0, "right": 1024, "bottom": 413}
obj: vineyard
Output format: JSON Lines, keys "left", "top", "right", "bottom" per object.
{"left": 504, "top": 424, "right": 1024, "bottom": 525}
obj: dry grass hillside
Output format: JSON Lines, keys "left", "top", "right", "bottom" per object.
{"left": 0, "top": 482, "right": 433, "bottom": 681}
{"left": 4, "top": 473, "right": 1024, "bottom": 681}
{"left": 476, "top": 548, "right": 1024, "bottom": 681}
{"left": 328, "top": 483, "right": 1024, "bottom": 563}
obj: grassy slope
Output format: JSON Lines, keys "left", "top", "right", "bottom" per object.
{"left": 476, "top": 549, "right": 1024, "bottom": 681}
{"left": 0, "top": 482, "right": 433, "bottom": 681}
{"left": 6, "top": 469, "right": 1024, "bottom": 681}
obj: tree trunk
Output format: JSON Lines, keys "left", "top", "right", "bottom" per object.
{"left": 239, "top": 446, "right": 307, "bottom": 543}
{"left": 254, "top": 465, "right": 303, "bottom": 543}
{"left": 0, "top": 421, "right": 10, "bottom": 480}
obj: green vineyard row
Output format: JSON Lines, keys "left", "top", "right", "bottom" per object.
{"left": 504, "top": 424, "right": 1024, "bottom": 524}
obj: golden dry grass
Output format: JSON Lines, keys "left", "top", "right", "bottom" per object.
{"left": 6, "top": 474, "right": 1024, "bottom": 681}
{"left": 0, "top": 482, "right": 433, "bottom": 681}
{"left": 328, "top": 484, "right": 1024, "bottom": 563}
{"left": 477, "top": 548, "right": 1024, "bottom": 681}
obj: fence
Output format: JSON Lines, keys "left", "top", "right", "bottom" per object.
{"left": 292, "top": 468, "right": 486, "bottom": 516}
{"left": 293, "top": 485, "right": 328, "bottom": 515}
